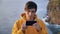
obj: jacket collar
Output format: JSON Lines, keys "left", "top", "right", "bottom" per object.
{"left": 20, "top": 13, "right": 38, "bottom": 21}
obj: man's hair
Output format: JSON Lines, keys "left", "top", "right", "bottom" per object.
{"left": 25, "top": 1, "right": 37, "bottom": 11}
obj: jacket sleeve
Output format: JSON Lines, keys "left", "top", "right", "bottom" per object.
{"left": 38, "top": 20, "right": 48, "bottom": 34}
{"left": 12, "top": 20, "right": 24, "bottom": 34}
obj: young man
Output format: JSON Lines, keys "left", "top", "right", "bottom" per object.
{"left": 12, "top": 1, "right": 48, "bottom": 34}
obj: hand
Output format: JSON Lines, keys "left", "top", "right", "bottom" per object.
{"left": 32, "top": 23, "right": 42, "bottom": 32}
{"left": 21, "top": 23, "right": 27, "bottom": 33}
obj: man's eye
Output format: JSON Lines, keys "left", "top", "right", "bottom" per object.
{"left": 32, "top": 11, "right": 35, "bottom": 13}
{"left": 28, "top": 11, "right": 30, "bottom": 12}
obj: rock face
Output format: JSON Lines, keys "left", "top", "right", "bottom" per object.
{"left": 46, "top": 0, "right": 60, "bottom": 25}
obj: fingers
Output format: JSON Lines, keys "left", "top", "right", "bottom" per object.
{"left": 32, "top": 23, "right": 41, "bottom": 31}
{"left": 33, "top": 23, "right": 38, "bottom": 26}
{"left": 21, "top": 23, "right": 27, "bottom": 31}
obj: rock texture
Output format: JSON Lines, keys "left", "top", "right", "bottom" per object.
{"left": 46, "top": 0, "right": 60, "bottom": 25}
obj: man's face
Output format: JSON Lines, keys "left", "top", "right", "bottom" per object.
{"left": 25, "top": 8, "right": 36, "bottom": 20}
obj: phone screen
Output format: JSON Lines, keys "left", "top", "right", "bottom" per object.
{"left": 26, "top": 21, "right": 37, "bottom": 26}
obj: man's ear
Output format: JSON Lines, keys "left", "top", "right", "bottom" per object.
{"left": 24, "top": 7, "right": 27, "bottom": 11}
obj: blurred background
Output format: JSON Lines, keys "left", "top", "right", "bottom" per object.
{"left": 0, "top": 0, "right": 60, "bottom": 34}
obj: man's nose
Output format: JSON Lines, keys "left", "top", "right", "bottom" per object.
{"left": 29, "top": 12, "right": 32, "bottom": 16}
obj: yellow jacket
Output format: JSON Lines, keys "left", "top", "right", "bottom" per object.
{"left": 12, "top": 13, "right": 48, "bottom": 34}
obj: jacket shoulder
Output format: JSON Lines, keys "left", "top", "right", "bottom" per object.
{"left": 15, "top": 19, "right": 23, "bottom": 24}
{"left": 37, "top": 18, "right": 44, "bottom": 23}
{"left": 37, "top": 18, "right": 46, "bottom": 26}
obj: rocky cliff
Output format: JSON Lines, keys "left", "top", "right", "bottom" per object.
{"left": 46, "top": 0, "right": 60, "bottom": 25}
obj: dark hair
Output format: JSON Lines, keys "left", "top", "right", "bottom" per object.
{"left": 25, "top": 1, "right": 37, "bottom": 11}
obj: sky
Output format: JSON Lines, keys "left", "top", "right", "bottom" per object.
{"left": 0, "top": 0, "right": 51, "bottom": 34}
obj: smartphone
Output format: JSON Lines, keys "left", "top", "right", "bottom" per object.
{"left": 26, "top": 21, "right": 37, "bottom": 26}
